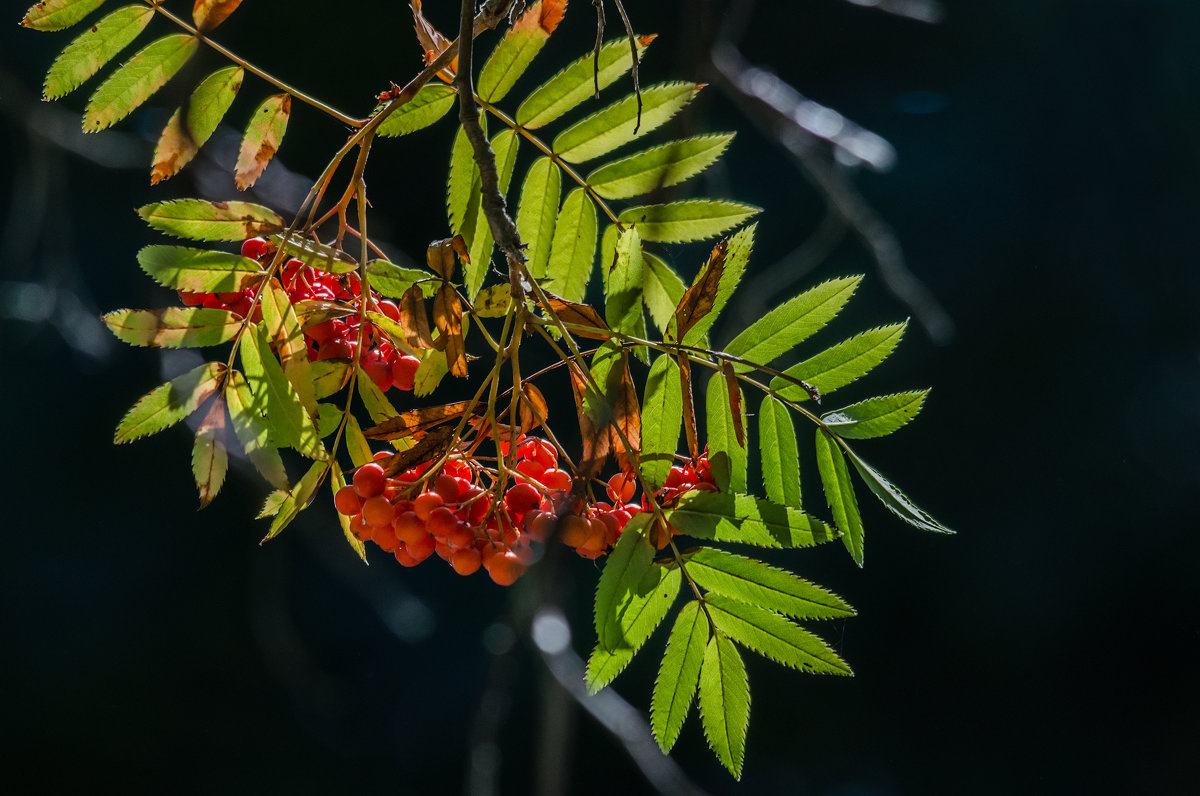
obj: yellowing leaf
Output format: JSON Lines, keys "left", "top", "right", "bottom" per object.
{"left": 476, "top": 0, "right": 565, "bottom": 103}
{"left": 192, "top": 396, "right": 229, "bottom": 508}
{"left": 152, "top": 66, "right": 243, "bottom": 184}
{"left": 42, "top": 5, "right": 153, "bottom": 100}
{"left": 103, "top": 307, "right": 241, "bottom": 348}
{"left": 137, "top": 199, "right": 284, "bottom": 242}
{"left": 83, "top": 33, "right": 198, "bottom": 132}
{"left": 22, "top": 0, "right": 107, "bottom": 31}
{"left": 235, "top": 93, "right": 290, "bottom": 190}
{"left": 192, "top": 0, "right": 242, "bottom": 33}
{"left": 114, "top": 361, "right": 225, "bottom": 444}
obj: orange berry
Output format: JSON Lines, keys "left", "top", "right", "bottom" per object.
{"left": 407, "top": 533, "right": 436, "bottom": 563}
{"left": 413, "top": 491, "right": 445, "bottom": 521}
{"left": 541, "top": 468, "right": 571, "bottom": 491}
{"left": 353, "top": 463, "right": 387, "bottom": 498}
{"left": 393, "top": 511, "right": 427, "bottom": 545}
{"left": 450, "top": 547, "right": 482, "bottom": 576}
{"left": 560, "top": 515, "right": 588, "bottom": 548}
{"left": 395, "top": 545, "right": 419, "bottom": 567}
{"left": 606, "top": 472, "right": 637, "bottom": 503}
{"left": 426, "top": 506, "right": 459, "bottom": 538}
{"left": 485, "top": 550, "right": 525, "bottom": 586}
{"left": 505, "top": 483, "right": 541, "bottom": 516}
{"left": 334, "top": 486, "right": 364, "bottom": 516}
{"left": 362, "top": 496, "right": 396, "bottom": 527}
{"left": 434, "top": 473, "right": 461, "bottom": 503}
{"left": 373, "top": 523, "right": 399, "bottom": 552}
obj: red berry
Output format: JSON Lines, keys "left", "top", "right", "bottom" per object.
{"left": 504, "top": 483, "right": 541, "bottom": 516}
{"left": 240, "top": 238, "right": 269, "bottom": 259}
{"left": 433, "top": 473, "right": 461, "bottom": 503}
{"left": 606, "top": 472, "right": 637, "bottom": 503}
{"left": 362, "top": 495, "right": 396, "bottom": 527}
{"left": 560, "top": 515, "right": 589, "bottom": 548}
{"left": 353, "top": 463, "right": 387, "bottom": 498}
{"left": 391, "top": 355, "right": 420, "bottom": 392}
{"left": 450, "top": 546, "right": 482, "bottom": 576}
{"left": 515, "top": 459, "right": 546, "bottom": 483}
{"left": 540, "top": 468, "right": 571, "bottom": 492}
{"left": 426, "top": 506, "right": 459, "bottom": 539}
{"left": 485, "top": 550, "right": 525, "bottom": 586}
{"left": 394, "top": 511, "right": 427, "bottom": 545}
{"left": 531, "top": 440, "right": 558, "bottom": 470}
{"left": 377, "top": 300, "right": 401, "bottom": 322}
{"left": 178, "top": 290, "right": 206, "bottom": 306}
{"left": 334, "top": 486, "right": 364, "bottom": 516}
{"left": 363, "top": 348, "right": 393, "bottom": 392}
{"left": 413, "top": 492, "right": 444, "bottom": 521}
{"left": 373, "top": 522, "right": 399, "bottom": 552}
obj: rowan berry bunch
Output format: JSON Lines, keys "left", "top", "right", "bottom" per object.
{"left": 27, "top": 0, "right": 953, "bottom": 778}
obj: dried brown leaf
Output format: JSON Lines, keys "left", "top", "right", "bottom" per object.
{"left": 608, "top": 352, "right": 642, "bottom": 472}
{"left": 399, "top": 284, "right": 438, "bottom": 349}
{"left": 519, "top": 382, "right": 549, "bottom": 432}
{"left": 722, "top": 361, "right": 746, "bottom": 448}
{"left": 193, "top": 0, "right": 242, "bottom": 33}
{"left": 425, "top": 235, "right": 468, "bottom": 280}
{"left": 570, "top": 360, "right": 610, "bottom": 479}
{"left": 433, "top": 284, "right": 467, "bottom": 378}
{"left": 411, "top": 0, "right": 457, "bottom": 80}
{"left": 678, "top": 353, "right": 699, "bottom": 461}
{"left": 380, "top": 424, "right": 458, "bottom": 478}
{"left": 362, "top": 401, "right": 472, "bottom": 441}
{"left": 543, "top": 291, "right": 611, "bottom": 340}
{"left": 673, "top": 238, "right": 727, "bottom": 340}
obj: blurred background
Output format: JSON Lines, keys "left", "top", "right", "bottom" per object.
{"left": 2, "top": 1, "right": 1197, "bottom": 793}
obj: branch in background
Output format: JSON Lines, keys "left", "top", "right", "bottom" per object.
{"left": 709, "top": 41, "right": 955, "bottom": 344}
{"left": 456, "top": 0, "right": 526, "bottom": 266}
{"left": 840, "top": 0, "right": 945, "bottom": 25}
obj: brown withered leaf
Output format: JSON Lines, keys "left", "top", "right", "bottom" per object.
{"left": 399, "top": 284, "right": 438, "bottom": 350}
{"left": 192, "top": 396, "right": 229, "bottom": 509}
{"left": 722, "top": 361, "right": 746, "bottom": 448}
{"left": 677, "top": 354, "right": 699, "bottom": 461}
{"left": 569, "top": 360, "right": 611, "bottom": 479}
{"left": 608, "top": 353, "right": 642, "bottom": 472}
{"left": 235, "top": 94, "right": 290, "bottom": 190}
{"left": 193, "top": 0, "right": 243, "bottom": 33}
{"left": 411, "top": 0, "right": 457, "bottom": 80}
{"left": 380, "top": 424, "right": 458, "bottom": 478}
{"left": 468, "top": 416, "right": 523, "bottom": 444}
{"left": 433, "top": 284, "right": 467, "bottom": 378}
{"left": 362, "top": 401, "right": 472, "bottom": 441}
{"left": 519, "top": 382, "right": 549, "bottom": 433}
{"left": 543, "top": 291, "right": 611, "bottom": 340}
{"left": 673, "top": 238, "right": 728, "bottom": 340}
{"left": 426, "top": 235, "right": 468, "bottom": 281}
{"left": 293, "top": 300, "right": 355, "bottom": 329}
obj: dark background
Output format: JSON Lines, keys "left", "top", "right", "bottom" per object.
{"left": 2, "top": 1, "right": 1197, "bottom": 794}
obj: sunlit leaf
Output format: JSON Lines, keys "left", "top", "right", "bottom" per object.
{"left": 103, "top": 307, "right": 240, "bottom": 348}
{"left": 356, "top": 364, "right": 401, "bottom": 424}
{"left": 42, "top": 5, "right": 153, "bottom": 100}
{"left": 587, "top": 134, "right": 733, "bottom": 200}
{"left": 191, "top": 395, "right": 228, "bottom": 508}
{"left": 376, "top": 83, "right": 457, "bottom": 137}
{"left": 542, "top": 188, "right": 596, "bottom": 302}
{"left": 665, "top": 491, "right": 838, "bottom": 549}
{"left": 620, "top": 199, "right": 758, "bottom": 245}
{"left": 259, "top": 279, "right": 316, "bottom": 416}
{"left": 814, "top": 428, "right": 864, "bottom": 566}
{"left": 605, "top": 226, "right": 643, "bottom": 335}
{"left": 759, "top": 395, "right": 801, "bottom": 508}
{"left": 137, "top": 245, "right": 263, "bottom": 293}
{"left": 706, "top": 372, "right": 747, "bottom": 494}
{"left": 447, "top": 123, "right": 479, "bottom": 235}
{"left": 771, "top": 322, "right": 908, "bottom": 402}
{"left": 192, "top": 0, "right": 242, "bottom": 32}
{"left": 152, "top": 66, "right": 243, "bottom": 184}
{"left": 642, "top": 252, "right": 686, "bottom": 334}
{"left": 235, "top": 93, "right": 290, "bottom": 190}
{"left": 83, "top": 33, "right": 198, "bottom": 132}
{"left": 464, "top": 127, "right": 519, "bottom": 298}
{"left": 840, "top": 442, "right": 954, "bottom": 534}
{"left": 476, "top": 0, "right": 565, "bottom": 103}
{"left": 114, "top": 361, "right": 224, "bottom": 444}
{"left": 650, "top": 600, "right": 707, "bottom": 753}
{"left": 364, "top": 259, "right": 431, "bottom": 299}
{"left": 331, "top": 462, "right": 368, "bottom": 563}
{"left": 821, "top": 390, "right": 928, "bottom": 439}
{"left": 240, "top": 324, "right": 322, "bottom": 458}
{"left": 698, "top": 634, "right": 749, "bottom": 780}
{"left": 473, "top": 284, "right": 511, "bottom": 318}
{"left": 225, "top": 370, "right": 289, "bottom": 490}
{"left": 515, "top": 156, "right": 560, "bottom": 281}
{"left": 725, "top": 276, "right": 861, "bottom": 371}
{"left": 704, "top": 594, "right": 852, "bottom": 675}
{"left": 22, "top": 0, "right": 107, "bottom": 31}
{"left": 137, "top": 199, "right": 283, "bottom": 241}
{"left": 672, "top": 238, "right": 726, "bottom": 342}
{"left": 684, "top": 548, "right": 853, "bottom": 620}
{"left": 640, "top": 355, "right": 682, "bottom": 492}
{"left": 552, "top": 82, "right": 702, "bottom": 163}
{"left": 273, "top": 232, "right": 357, "bottom": 275}
{"left": 680, "top": 224, "right": 754, "bottom": 346}
{"left": 263, "top": 459, "right": 327, "bottom": 541}
{"left": 310, "top": 360, "right": 350, "bottom": 400}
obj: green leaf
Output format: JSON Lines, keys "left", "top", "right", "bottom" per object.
{"left": 316, "top": 402, "right": 341, "bottom": 437}
{"left": 724, "top": 276, "right": 862, "bottom": 371}
{"left": 759, "top": 395, "right": 801, "bottom": 508}
{"left": 114, "top": 361, "right": 224, "bottom": 444}
{"left": 191, "top": 396, "right": 228, "bottom": 508}
{"left": 376, "top": 83, "right": 457, "bottom": 137}
{"left": 264, "top": 459, "right": 327, "bottom": 541}
{"left": 103, "top": 307, "right": 240, "bottom": 348}
{"left": 235, "top": 93, "right": 290, "bottom": 190}
{"left": 672, "top": 223, "right": 755, "bottom": 346}
{"left": 586, "top": 514, "right": 682, "bottom": 693}
{"left": 698, "top": 634, "right": 749, "bottom": 780}
{"left": 137, "top": 245, "right": 263, "bottom": 293}
{"left": 476, "top": 0, "right": 561, "bottom": 103}
{"left": 22, "top": 0, "right": 107, "bottom": 31}
{"left": 552, "top": 82, "right": 701, "bottom": 164}
{"left": 464, "top": 128, "right": 519, "bottom": 298}
{"left": 582, "top": 339, "right": 622, "bottom": 426}
{"left": 473, "top": 285, "right": 511, "bottom": 318}
{"left": 259, "top": 279, "right": 316, "bottom": 416}
{"left": 447, "top": 122, "right": 479, "bottom": 234}
{"left": 344, "top": 413, "right": 374, "bottom": 468}
{"left": 704, "top": 594, "right": 852, "bottom": 676}
{"left": 822, "top": 390, "right": 928, "bottom": 439}
{"left": 151, "top": 65, "right": 242, "bottom": 184}
{"left": 257, "top": 489, "right": 287, "bottom": 519}
{"left": 413, "top": 348, "right": 448, "bottom": 398}
{"left": 605, "top": 227, "right": 644, "bottom": 334}
{"left": 685, "top": 549, "right": 853, "bottom": 620}
{"left": 310, "top": 360, "right": 350, "bottom": 400}
{"left": 356, "top": 364, "right": 400, "bottom": 424}
{"left": 642, "top": 252, "right": 686, "bottom": 334}
{"left": 665, "top": 491, "right": 838, "bottom": 549}
{"left": 706, "top": 372, "right": 747, "bottom": 494}
{"left": 365, "top": 260, "right": 432, "bottom": 299}
{"left": 619, "top": 199, "right": 759, "bottom": 245}
{"left": 225, "top": 370, "right": 289, "bottom": 490}
{"left": 137, "top": 199, "right": 284, "bottom": 242}
{"left": 514, "top": 156, "right": 560, "bottom": 281}
{"left": 272, "top": 232, "right": 356, "bottom": 275}
{"left": 42, "top": 4, "right": 153, "bottom": 100}
{"left": 587, "top": 134, "right": 734, "bottom": 200}
{"left": 515, "top": 35, "right": 652, "bottom": 129}
{"left": 240, "top": 324, "right": 322, "bottom": 458}
{"left": 771, "top": 322, "right": 908, "bottom": 402}
{"left": 640, "top": 355, "right": 682, "bottom": 492}
{"left": 83, "top": 33, "right": 198, "bottom": 132}
{"left": 542, "top": 188, "right": 597, "bottom": 302}
{"left": 814, "top": 428, "right": 864, "bottom": 566}
{"left": 650, "top": 600, "right": 708, "bottom": 753}
{"left": 331, "top": 462, "right": 368, "bottom": 563}
{"left": 840, "top": 443, "right": 954, "bottom": 534}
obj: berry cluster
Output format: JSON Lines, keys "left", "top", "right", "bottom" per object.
{"left": 334, "top": 433, "right": 720, "bottom": 583}
{"left": 178, "top": 238, "right": 421, "bottom": 394}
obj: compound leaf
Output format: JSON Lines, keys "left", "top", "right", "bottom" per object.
{"left": 698, "top": 634, "right": 749, "bottom": 780}
{"left": 235, "top": 93, "right": 290, "bottom": 190}
{"left": 642, "top": 251, "right": 686, "bottom": 334}
{"left": 665, "top": 491, "right": 838, "bottom": 549}
{"left": 515, "top": 35, "right": 653, "bottom": 129}
{"left": 447, "top": 122, "right": 479, "bottom": 234}
{"left": 605, "top": 226, "right": 643, "bottom": 334}
{"left": 83, "top": 33, "right": 198, "bottom": 132}
{"left": 225, "top": 370, "right": 289, "bottom": 490}
{"left": 815, "top": 428, "right": 864, "bottom": 566}
{"left": 240, "top": 324, "right": 321, "bottom": 458}
{"left": 553, "top": 82, "right": 702, "bottom": 164}
{"left": 192, "top": 395, "right": 228, "bottom": 508}
{"left": 821, "top": 390, "right": 928, "bottom": 439}
{"left": 152, "top": 65, "right": 243, "bottom": 184}
{"left": 685, "top": 548, "right": 853, "bottom": 620}
{"left": 587, "top": 134, "right": 734, "bottom": 200}
{"left": 771, "top": 322, "right": 907, "bottom": 402}
{"left": 103, "top": 307, "right": 240, "bottom": 348}
{"left": 651, "top": 600, "right": 708, "bottom": 753}
{"left": 364, "top": 260, "right": 431, "bottom": 299}
{"left": 679, "top": 223, "right": 754, "bottom": 345}
{"left": 114, "top": 361, "right": 224, "bottom": 444}
{"left": 725, "top": 276, "right": 861, "bottom": 371}
{"left": 42, "top": 4, "right": 153, "bottom": 100}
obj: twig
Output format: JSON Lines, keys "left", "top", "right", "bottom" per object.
{"left": 611, "top": 0, "right": 643, "bottom": 133}
{"left": 592, "top": 0, "right": 606, "bottom": 97}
